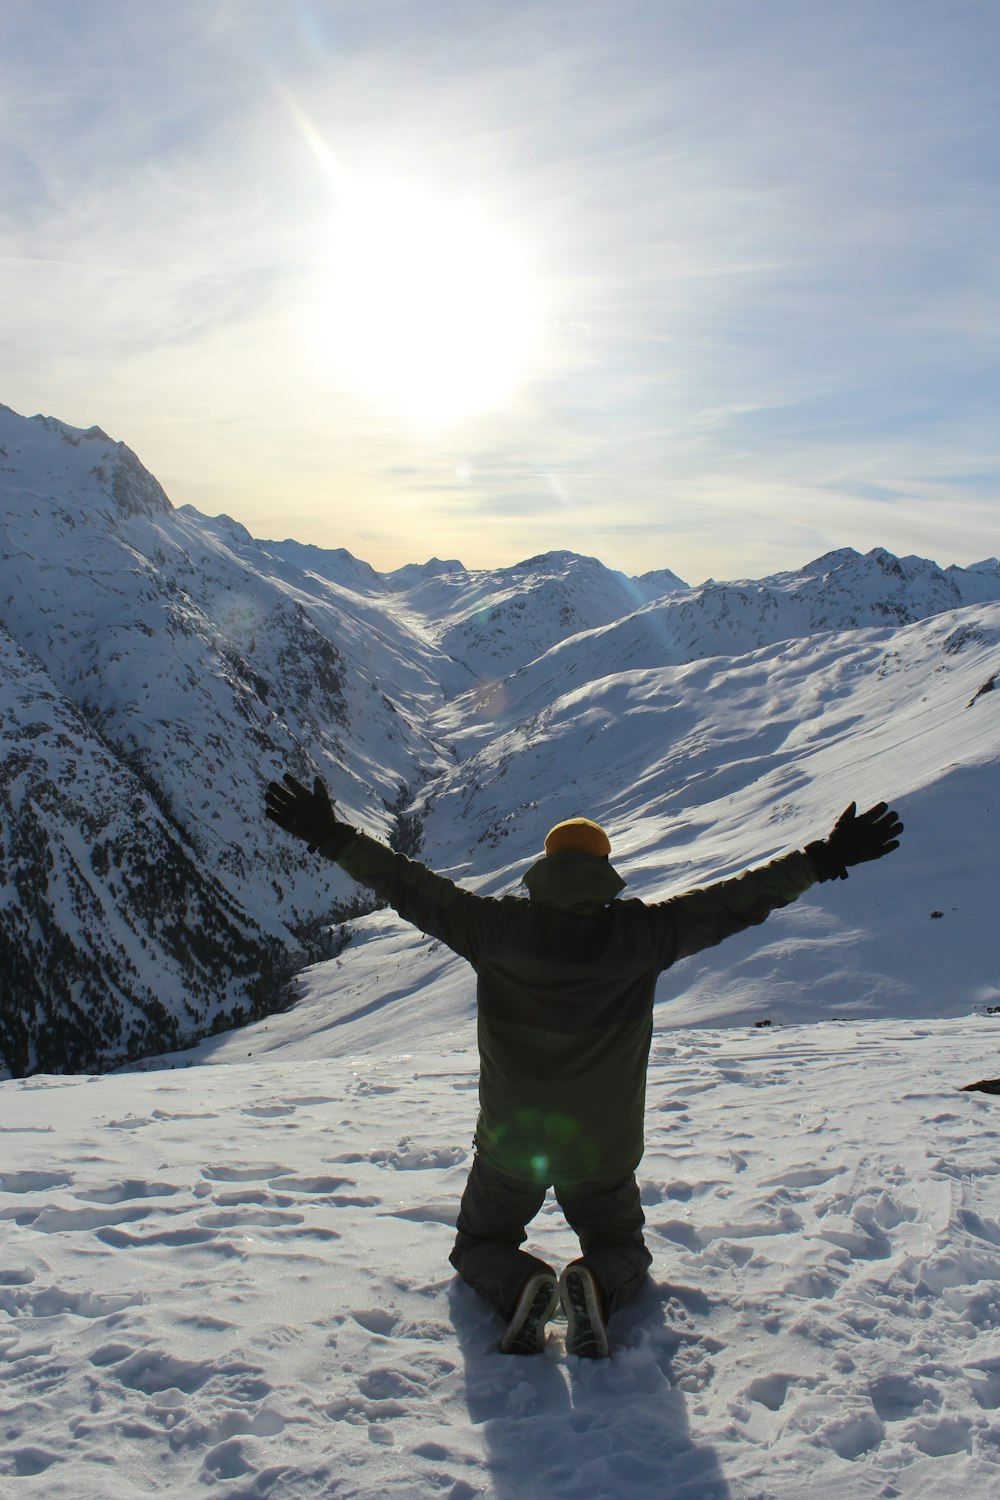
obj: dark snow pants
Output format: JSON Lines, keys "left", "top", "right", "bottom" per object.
{"left": 449, "top": 1155, "right": 652, "bottom": 1323}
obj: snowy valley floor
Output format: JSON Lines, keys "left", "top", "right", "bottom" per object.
{"left": 3, "top": 1017, "right": 1000, "bottom": 1499}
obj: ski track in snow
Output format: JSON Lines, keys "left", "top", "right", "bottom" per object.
{"left": 3, "top": 1020, "right": 1000, "bottom": 1498}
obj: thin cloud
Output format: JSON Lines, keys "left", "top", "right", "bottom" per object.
{"left": 1, "top": 0, "right": 998, "bottom": 581}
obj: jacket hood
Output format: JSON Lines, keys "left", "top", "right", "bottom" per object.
{"left": 522, "top": 849, "right": 626, "bottom": 912}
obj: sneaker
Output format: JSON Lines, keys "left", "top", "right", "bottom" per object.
{"left": 559, "top": 1262, "right": 609, "bottom": 1359}
{"left": 500, "top": 1271, "right": 560, "bottom": 1355}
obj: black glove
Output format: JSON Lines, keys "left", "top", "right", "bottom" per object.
{"left": 264, "top": 772, "right": 352, "bottom": 856}
{"left": 806, "top": 801, "right": 903, "bottom": 882}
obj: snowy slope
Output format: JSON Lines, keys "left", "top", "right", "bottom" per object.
{"left": 261, "top": 545, "right": 688, "bottom": 683}
{"left": 422, "top": 604, "right": 1000, "bottom": 891}
{"left": 3, "top": 1020, "right": 1000, "bottom": 1498}
{"left": 387, "top": 605, "right": 997, "bottom": 1026}
{"left": 449, "top": 547, "right": 1000, "bottom": 748}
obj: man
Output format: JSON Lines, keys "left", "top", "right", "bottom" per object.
{"left": 264, "top": 775, "right": 902, "bottom": 1358}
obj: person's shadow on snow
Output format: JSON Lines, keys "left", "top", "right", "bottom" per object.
{"left": 448, "top": 1275, "right": 733, "bottom": 1500}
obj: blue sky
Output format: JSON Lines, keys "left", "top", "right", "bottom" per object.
{"left": 2, "top": 0, "right": 998, "bottom": 582}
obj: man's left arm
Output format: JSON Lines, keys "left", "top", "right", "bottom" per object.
{"left": 653, "top": 800, "right": 903, "bottom": 968}
{"left": 654, "top": 850, "right": 818, "bottom": 967}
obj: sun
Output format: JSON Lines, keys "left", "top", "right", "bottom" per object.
{"left": 319, "top": 180, "right": 540, "bottom": 425}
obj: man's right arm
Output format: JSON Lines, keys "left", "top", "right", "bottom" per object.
{"left": 331, "top": 828, "right": 487, "bottom": 963}
{"left": 264, "top": 772, "right": 487, "bottom": 962}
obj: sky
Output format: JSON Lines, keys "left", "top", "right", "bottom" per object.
{"left": 2, "top": 0, "right": 999, "bottom": 584}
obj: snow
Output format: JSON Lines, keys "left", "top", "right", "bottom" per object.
{"left": 4, "top": 399, "right": 999, "bottom": 1068}
{"left": 3, "top": 400, "right": 1000, "bottom": 1493}
{"left": 4, "top": 1017, "right": 1000, "bottom": 1497}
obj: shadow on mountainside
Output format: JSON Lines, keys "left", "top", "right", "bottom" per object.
{"left": 448, "top": 1276, "right": 732, "bottom": 1500}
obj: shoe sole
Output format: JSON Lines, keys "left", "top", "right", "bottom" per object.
{"left": 500, "top": 1274, "right": 560, "bottom": 1355}
{"left": 560, "top": 1265, "right": 609, "bottom": 1359}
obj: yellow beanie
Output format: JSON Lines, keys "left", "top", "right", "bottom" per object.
{"left": 544, "top": 816, "right": 612, "bottom": 859}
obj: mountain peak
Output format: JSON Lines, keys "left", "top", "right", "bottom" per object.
{"left": 3, "top": 406, "right": 173, "bottom": 521}
{"left": 29, "top": 412, "right": 113, "bottom": 446}
{"left": 383, "top": 557, "right": 465, "bottom": 589}
{"left": 803, "top": 547, "right": 863, "bottom": 574}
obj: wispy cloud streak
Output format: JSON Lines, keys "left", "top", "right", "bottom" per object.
{"left": 1, "top": 0, "right": 997, "bottom": 579}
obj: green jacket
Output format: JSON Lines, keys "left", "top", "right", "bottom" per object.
{"left": 333, "top": 833, "right": 817, "bottom": 1187}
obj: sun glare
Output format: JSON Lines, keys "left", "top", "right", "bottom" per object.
{"left": 319, "top": 181, "right": 540, "bottom": 424}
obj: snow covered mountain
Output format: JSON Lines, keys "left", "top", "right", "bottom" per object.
{"left": 1, "top": 401, "right": 998, "bottom": 1075}
{"left": 0, "top": 408, "right": 450, "bottom": 1071}
{"left": 449, "top": 546, "right": 1000, "bottom": 747}
{"left": 373, "top": 548, "right": 688, "bottom": 680}
{"left": 0, "top": 624, "right": 290, "bottom": 1074}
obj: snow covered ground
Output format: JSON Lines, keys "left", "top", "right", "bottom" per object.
{"left": 3, "top": 1007, "right": 1000, "bottom": 1498}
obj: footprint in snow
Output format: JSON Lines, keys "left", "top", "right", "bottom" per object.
{"left": 22, "top": 1204, "right": 151, "bottom": 1235}
{"left": 90, "top": 1343, "right": 272, "bottom": 1402}
{"left": 76, "top": 1179, "right": 181, "bottom": 1204}
{"left": 96, "top": 1224, "right": 234, "bottom": 1251}
{"left": 197, "top": 1208, "right": 306, "bottom": 1229}
{"left": 782, "top": 1268, "right": 844, "bottom": 1300}
{"left": 745, "top": 1372, "right": 794, "bottom": 1410}
{"left": 760, "top": 1165, "right": 844, "bottom": 1189}
{"left": 0, "top": 1283, "right": 141, "bottom": 1318}
{"left": 268, "top": 1175, "right": 356, "bottom": 1195}
{"left": 335, "top": 1139, "right": 467, "bottom": 1171}
{"left": 383, "top": 1203, "right": 458, "bottom": 1226}
{"left": 0, "top": 1268, "right": 35, "bottom": 1286}
{"left": 5, "top": 1447, "right": 61, "bottom": 1477}
{"left": 350, "top": 1308, "right": 446, "bottom": 1341}
{"left": 868, "top": 1371, "right": 942, "bottom": 1421}
{"left": 650, "top": 1204, "right": 804, "bottom": 1252}
{"left": 357, "top": 1354, "right": 456, "bottom": 1401}
{"left": 0, "top": 1170, "right": 74, "bottom": 1193}
{"left": 201, "top": 1164, "right": 296, "bottom": 1183}
{"left": 904, "top": 1413, "right": 975, "bottom": 1457}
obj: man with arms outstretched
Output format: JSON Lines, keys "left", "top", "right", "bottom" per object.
{"left": 265, "top": 776, "right": 902, "bottom": 1358}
